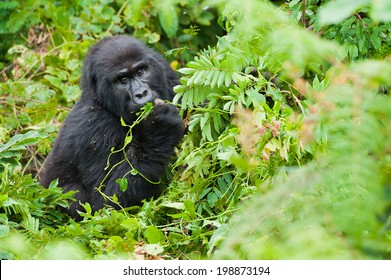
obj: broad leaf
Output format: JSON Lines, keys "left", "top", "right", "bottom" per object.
{"left": 157, "top": 0, "right": 178, "bottom": 38}
{"left": 319, "top": 0, "right": 370, "bottom": 25}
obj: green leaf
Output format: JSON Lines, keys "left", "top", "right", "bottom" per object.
{"left": 65, "top": 59, "right": 79, "bottom": 71}
{"left": 202, "top": 122, "right": 214, "bottom": 141}
{"left": 146, "top": 32, "right": 161, "bottom": 44}
{"left": 123, "top": 0, "right": 146, "bottom": 26}
{"left": 116, "top": 178, "right": 128, "bottom": 192}
{"left": 178, "top": 68, "right": 195, "bottom": 75}
{"left": 0, "top": 195, "right": 8, "bottom": 205}
{"left": 161, "top": 202, "right": 185, "bottom": 210}
{"left": 124, "top": 134, "right": 133, "bottom": 146}
{"left": 319, "top": 0, "right": 370, "bottom": 25}
{"left": 224, "top": 71, "right": 232, "bottom": 87}
{"left": 145, "top": 226, "right": 165, "bottom": 244}
{"left": 44, "top": 75, "right": 65, "bottom": 91}
{"left": 200, "top": 113, "right": 210, "bottom": 128}
{"left": 144, "top": 243, "right": 164, "bottom": 255}
{"left": 369, "top": 32, "right": 381, "bottom": 51}
{"left": 207, "top": 224, "right": 228, "bottom": 256}
{"left": 64, "top": 85, "right": 81, "bottom": 102}
{"left": 345, "top": 43, "right": 359, "bottom": 60}
{"left": 210, "top": 70, "right": 220, "bottom": 88}
{"left": 217, "top": 71, "right": 226, "bottom": 88}
{"left": 6, "top": 9, "right": 30, "bottom": 33}
{"left": 183, "top": 199, "right": 196, "bottom": 219}
{"left": 80, "top": 203, "right": 92, "bottom": 216}
{"left": 157, "top": 0, "right": 178, "bottom": 38}
{"left": 0, "top": 1, "right": 19, "bottom": 9}
{"left": 48, "top": 179, "right": 59, "bottom": 189}
{"left": 111, "top": 194, "right": 119, "bottom": 203}
{"left": 0, "top": 225, "right": 10, "bottom": 238}
{"left": 129, "top": 169, "right": 138, "bottom": 176}
{"left": 121, "top": 218, "right": 139, "bottom": 232}
{"left": 207, "top": 192, "right": 218, "bottom": 207}
{"left": 120, "top": 117, "right": 127, "bottom": 127}
{"left": 0, "top": 130, "right": 46, "bottom": 155}
{"left": 168, "top": 232, "right": 190, "bottom": 245}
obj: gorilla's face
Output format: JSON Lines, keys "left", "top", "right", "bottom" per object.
{"left": 111, "top": 58, "right": 159, "bottom": 113}
{"left": 82, "top": 36, "right": 172, "bottom": 124}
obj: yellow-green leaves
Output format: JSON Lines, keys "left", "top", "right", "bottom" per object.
{"left": 319, "top": 0, "right": 391, "bottom": 25}
{"left": 319, "top": 0, "right": 370, "bottom": 25}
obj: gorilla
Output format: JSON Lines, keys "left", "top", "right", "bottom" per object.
{"left": 39, "top": 35, "right": 184, "bottom": 219}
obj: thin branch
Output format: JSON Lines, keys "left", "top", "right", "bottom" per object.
{"left": 0, "top": 63, "right": 15, "bottom": 75}
{"left": 301, "top": 0, "right": 306, "bottom": 28}
{"left": 354, "top": 13, "right": 367, "bottom": 28}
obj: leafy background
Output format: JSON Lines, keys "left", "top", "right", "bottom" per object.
{"left": 0, "top": 0, "right": 390, "bottom": 259}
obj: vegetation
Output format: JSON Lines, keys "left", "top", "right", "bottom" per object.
{"left": 0, "top": 0, "right": 390, "bottom": 259}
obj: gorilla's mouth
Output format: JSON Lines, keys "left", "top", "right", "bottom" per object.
{"left": 127, "top": 97, "right": 156, "bottom": 112}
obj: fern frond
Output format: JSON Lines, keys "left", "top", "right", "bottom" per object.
{"left": 0, "top": 1, "right": 19, "bottom": 10}
{"left": 174, "top": 83, "right": 211, "bottom": 109}
{"left": 179, "top": 54, "right": 235, "bottom": 89}
{"left": 1, "top": 197, "right": 30, "bottom": 219}
{"left": 21, "top": 216, "right": 40, "bottom": 235}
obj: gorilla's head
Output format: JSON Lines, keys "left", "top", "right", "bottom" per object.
{"left": 81, "top": 36, "right": 178, "bottom": 124}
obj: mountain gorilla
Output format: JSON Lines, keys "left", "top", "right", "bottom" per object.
{"left": 39, "top": 36, "right": 184, "bottom": 219}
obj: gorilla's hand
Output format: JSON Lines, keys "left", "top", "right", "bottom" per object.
{"left": 137, "top": 100, "right": 183, "bottom": 148}
{"left": 150, "top": 99, "right": 183, "bottom": 130}
{"left": 125, "top": 99, "right": 183, "bottom": 183}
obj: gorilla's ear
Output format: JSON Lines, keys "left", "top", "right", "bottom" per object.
{"left": 81, "top": 56, "right": 97, "bottom": 94}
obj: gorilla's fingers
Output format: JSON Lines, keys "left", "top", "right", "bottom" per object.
{"left": 154, "top": 98, "right": 165, "bottom": 105}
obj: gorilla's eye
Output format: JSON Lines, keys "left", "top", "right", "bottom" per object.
{"left": 136, "top": 68, "right": 144, "bottom": 76}
{"left": 119, "top": 76, "right": 129, "bottom": 84}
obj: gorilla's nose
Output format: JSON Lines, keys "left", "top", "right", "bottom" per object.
{"left": 134, "top": 88, "right": 152, "bottom": 104}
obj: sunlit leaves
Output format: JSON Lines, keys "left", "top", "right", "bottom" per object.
{"left": 276, "top": 28, "right": 342, "bottom": 67}
{"left": 371, "top": 0, "right": 391, "bottom": 21}
{"left": 123, "top": 0, "right": 147, "bottom": 26}
{"left": 319, "top": 0, "right": 391, "bottom": 24}
{"left": 178, "top": 54, "right": 234, "bottom": 89}
{"left": 143, "top": 243, "right": 164, "bottom": 255}
{"left": 156, "top": 0, "right": 178, "bottom": 38}
{"left": 318, "top": 0, "right": 370, "bottom": 25}
{"left": 0, "top": 130, "right": 46, "bottom": 157}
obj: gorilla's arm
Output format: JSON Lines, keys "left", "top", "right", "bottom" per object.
{"left": 130, "top": 103, "right": 184, "bottom": 181}
{"left": 41, "top": 101, "right": 182, "bottom": 218}
{"left": 88, "top": 102, "right": 183, "bottom": 213}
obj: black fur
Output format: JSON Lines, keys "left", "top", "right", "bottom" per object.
{"left": 39, "top": 36, "right": 183, "bottom": 219}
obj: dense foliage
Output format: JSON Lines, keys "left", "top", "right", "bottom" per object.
{"left": 0, "top": 0, "right": 390, "bottom": 259}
